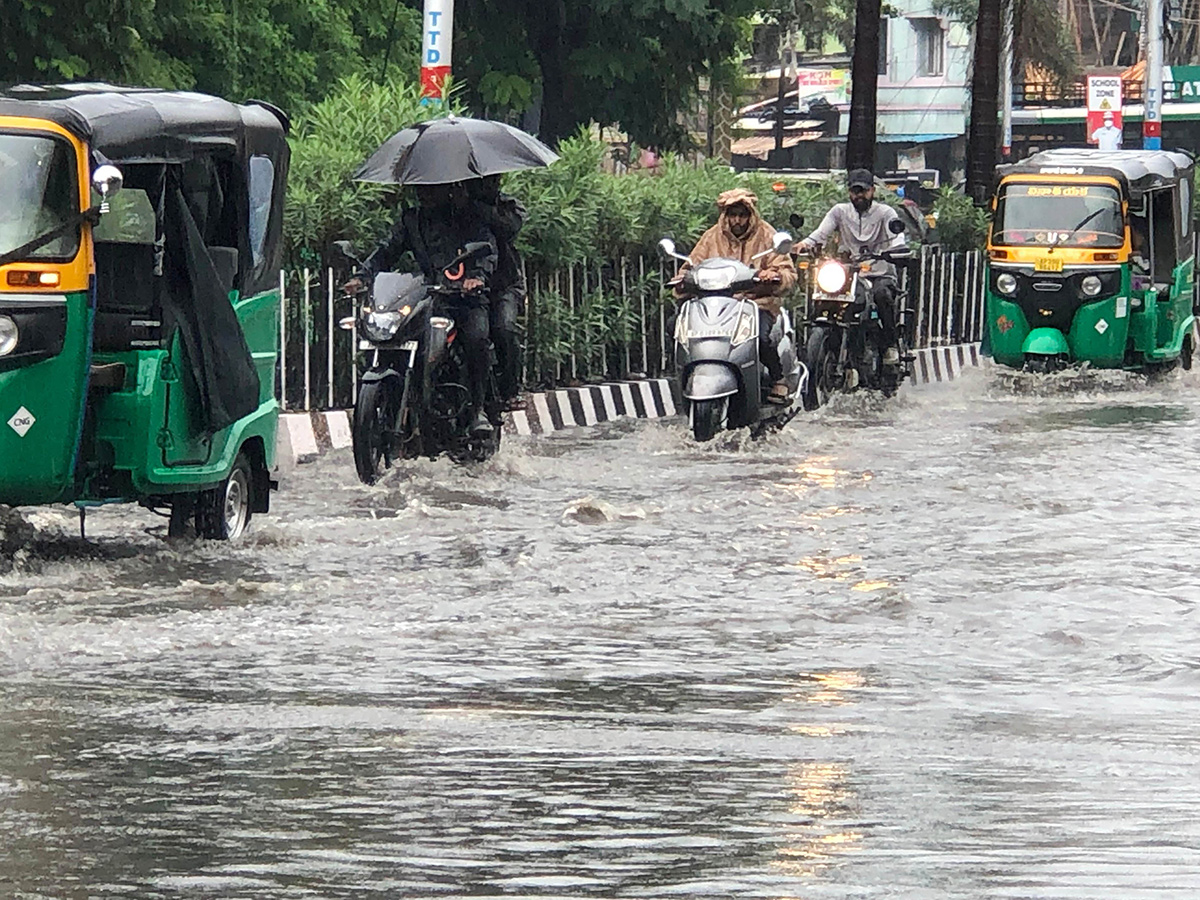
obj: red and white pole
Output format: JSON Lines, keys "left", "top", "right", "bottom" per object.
{"left": 420, "top": 0, "right": 454, "bottom": 104}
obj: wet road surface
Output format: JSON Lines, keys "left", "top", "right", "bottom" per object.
{"left": 3, "top": 368, "right": 1200, "bottom": 898}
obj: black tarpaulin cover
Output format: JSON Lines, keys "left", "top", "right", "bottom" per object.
{"left": 162, "top": 175, "right": 259, "bottom": 434}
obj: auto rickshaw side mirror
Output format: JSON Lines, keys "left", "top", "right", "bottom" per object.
{"left": 92, "top": 164, "right": 123, "bottom": 213}
{"left": 889, "top": 218, "right": 906, "bottom": 234}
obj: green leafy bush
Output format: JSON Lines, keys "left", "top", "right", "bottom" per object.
{"left": 931, "top": 188, "right": 990, "bottom": 252}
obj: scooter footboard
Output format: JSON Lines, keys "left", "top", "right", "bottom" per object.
{"left": 684, "top": 362, "right": 739, "bottom": 400}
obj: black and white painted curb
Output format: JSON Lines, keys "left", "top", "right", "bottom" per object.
{"left": 277, "top": 351, "right": 987, "bottom": 465}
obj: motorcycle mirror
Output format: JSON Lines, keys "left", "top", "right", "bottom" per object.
{"left": 338, "top": 316, "right": 356, "bottom": 331}
{"left": 889, "top": 218, "right": 907, "bottom": 234}
{"left": 657, "top": 238, "right": 677, "bottom": 259}
{"left": 789, "top": 213, "right": 805, "bottom": 231}
{"left": 461, "top": 241, "right": 492, "bottom": 260}
{"left": 331, "top": 240, "right": 359, "bottom": 264}
{"left": 772, "top": 231, "right": 793, "bottom": 253}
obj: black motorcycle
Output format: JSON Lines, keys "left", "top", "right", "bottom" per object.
{"left": 335, "top": 242, "right": 503, "bottom": 483}
{"left": 796, "top": 218, "right": 915, "bottom": 409}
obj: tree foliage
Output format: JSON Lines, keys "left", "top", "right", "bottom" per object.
{"left": 0, "top": 0, "right": 422, "bottom": 114}
{"left": 452, "top": 0, "right": 772, "bottom": 150}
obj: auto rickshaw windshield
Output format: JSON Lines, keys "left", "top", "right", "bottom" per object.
{"left": 0, "top": 133, "right": 79, "bottom": 260}
{"left": 993, "top": 182, "right": 1125, "bottom": 249}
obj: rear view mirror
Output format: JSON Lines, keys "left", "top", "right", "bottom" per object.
{"left": 462, "top": 241, "right": 492, "bottom": 260}
{"left": 331, "top": 240, "right": 359, "bottom": 264}
{"left": 658, "top": 238, "right": 677, "bottom": 259}
{"left": 889, "top": 218, "right": 907, "bottom": 234}
{"left": 92, "top": 164, "right": 124, "bottom": 200}
{"left": 789, "top": 213, "right": 805, "bottom": 231}
{"left": 772, "top": 231, "right": 793, "bottom": 253}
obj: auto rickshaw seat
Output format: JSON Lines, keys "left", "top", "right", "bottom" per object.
{"left": 88, "top": 362, "right": 127, "bottom": 393}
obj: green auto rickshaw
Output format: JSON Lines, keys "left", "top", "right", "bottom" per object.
{"left": 985, "top": 149, "right": 1196, "bottom": 372}
{"left": 0, "top": 84, "right": 289, "bottom": 539}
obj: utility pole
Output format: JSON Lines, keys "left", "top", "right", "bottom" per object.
{"left": 1144, "top": 0, "right": 1163, "bottom": 148}
{"left": 966, "top": 0, "right": 1002, "bottom": 205}
{"left": 847, "top": 0, "right": 882, "bottom": 171}
{"left": 1000, "top": 0, "right": 1014, "bottom": 160}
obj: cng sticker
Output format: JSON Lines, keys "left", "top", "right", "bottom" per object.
{"left": 1095, "top": 319, "right": 1109, "bottom": 335}
{"left": 7, "top": 407, "right": 35, "bottom": 437}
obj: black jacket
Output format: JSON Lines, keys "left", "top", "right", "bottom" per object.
{"left": 362, "top": 206, "right": 498, "bottom": 283}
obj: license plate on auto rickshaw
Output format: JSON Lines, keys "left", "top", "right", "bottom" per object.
{"left": 1035, "top": 257, "right": 1064, "bottom": 273}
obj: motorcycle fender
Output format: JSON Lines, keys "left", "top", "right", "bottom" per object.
{"left": 360, "top": 367, "right": 404, "bottom": 385}
{"left": 685, "top": 362, "right": 739, "bottom": 400}
{"left": 1021, "top": 327, "right": 1070, "bottom": 357}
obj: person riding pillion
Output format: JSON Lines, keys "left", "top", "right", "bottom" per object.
{"left": 352, "top": 182, "right": 499, "bottom": 437}
{"left": 679, "top": 188, "right": 798, "bottom": 403}
{"left": 795, "top": 169, "right": 908, "bottom": 365}
{"left": 469, "top": 175, "right": 526, "bottom": 410}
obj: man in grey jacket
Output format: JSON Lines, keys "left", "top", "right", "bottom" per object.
{"left": 796, "top": 169, "right": 907, "bottom": 364}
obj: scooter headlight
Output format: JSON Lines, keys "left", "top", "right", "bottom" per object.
{"left": 815, "top": 260, "right": 848, "bottom": 294}
{"left": 693, "top": 265, "right": 738, "bottom": 292}
{"left": 731, "top": 307, "right": 758, "bottom": 347}
{"left": 0, "top": 316, "right": 17, "bottom": 356}
{"left": 996, "top": 272, "right": 1018, "bottom": 295}
{"left": 1080, "top": 275, "right": 1102, "bottom": 297}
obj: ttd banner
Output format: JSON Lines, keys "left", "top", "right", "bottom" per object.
{"left": 420, "top": 0, "right": 454, "bottom": 103}
{"left": 1086, "top": 75, "right": 1123, "bottom": 150}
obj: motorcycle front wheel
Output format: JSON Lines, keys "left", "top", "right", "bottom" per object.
{"left": 352, "top": 379, "right": 397, "bottom": 485}
{"left": 691, "top": 397, "right": 727, "bottom": 442}
{"left": 802, "top": 326, "right": 837, "bottom": 410}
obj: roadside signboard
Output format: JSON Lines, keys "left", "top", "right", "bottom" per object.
{"left": 1086, "top": 75, "right": 1123, "bottom": 150}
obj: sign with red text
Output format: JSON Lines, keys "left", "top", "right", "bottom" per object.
{"left": 1086, "top": 75, "right": 1123, "bottom": 150}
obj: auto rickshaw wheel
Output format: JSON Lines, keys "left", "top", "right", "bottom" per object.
{"left": 168, "top": 495, "right": 197, "bottom": 539}
{"left": 196, "top": 452, "right": 253, "bottom": 541}
{"left": 1183, "top": 334, "right": 1194, "bottom": 371}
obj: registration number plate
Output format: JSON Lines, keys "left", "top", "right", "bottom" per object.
{"left": 1034, "top": 257, "right": 1064, "bottom": 273}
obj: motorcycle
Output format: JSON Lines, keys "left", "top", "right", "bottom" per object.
{"left": 796, "top": 217, "right": 915, "bottom": 409}
{"left": 335, "top": 242, "right": 503, "bottom": 483}
{"left": 658, "top": 231, "right": 808, "bottom": 442}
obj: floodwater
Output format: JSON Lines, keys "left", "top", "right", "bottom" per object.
{"left": 3, "top": 367, "right": 1200, "bottom": 898}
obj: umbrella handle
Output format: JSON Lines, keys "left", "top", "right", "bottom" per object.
{"left": 444, "top": 262, "right": 465, "bottom": 281}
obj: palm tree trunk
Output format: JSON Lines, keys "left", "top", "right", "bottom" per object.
{"left": 847, "top": 0, "right": 882, "bottom": 170}
{"left": 967, "top": 0, "right": 1002, "bottom": 205}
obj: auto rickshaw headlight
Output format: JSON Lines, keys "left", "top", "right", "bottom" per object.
{"left": 0, "top": 316, "right": 17, "bottom": 356}
{"left": 1080, "top": 275, "right": 1103, "bottom": 297}
{"left": 996, "top": 272, "right": 1018, "bottom": 295}
{"left": 816, "top": 260, "right": 848, "bottom": 294}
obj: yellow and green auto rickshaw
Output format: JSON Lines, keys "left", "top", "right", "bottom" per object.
{"left": 0, "top": 84, "right": 289, "bottom": 539}
{"left": 985, "top": 149, "right": 1196, "bottom": 373}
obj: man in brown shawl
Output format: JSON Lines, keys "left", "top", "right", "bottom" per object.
{"left": 680, "top": 188, "right": 797, "bottom": 403}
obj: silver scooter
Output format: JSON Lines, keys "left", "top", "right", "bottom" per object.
{"left": 659, "top": 232, "right": 807, "bottom": 442}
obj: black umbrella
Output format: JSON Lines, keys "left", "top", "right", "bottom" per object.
{"left": 354, "top": 116, "right": 559, "bottom": 185}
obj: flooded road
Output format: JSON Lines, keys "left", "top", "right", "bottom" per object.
{"left": 3, "top": 368, "right": 1200, "bottom": 898}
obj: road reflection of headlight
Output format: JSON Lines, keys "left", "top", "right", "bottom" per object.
{"left": 0, "top": 316, "right": 17, "bottom": 356}
{"left": 816, "top": 261, "right": 848, "bottom": 294}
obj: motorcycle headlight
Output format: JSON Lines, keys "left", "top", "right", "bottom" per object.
{"left": 0, "top": 316, "right": 17, "bottom": 356}
{"left": 693, "top": 265, "right": 738, "bottom": 292}
{"left": 731, "top": 307, "right": 757, "bottom": 347}
{"left": 996, "top": 272, "right": 1018, "bottom": 295}
{"left": 815, "top": 260, "right": 848, "bottom": 294}
{"left": 364, "top": 309, "right": 405, "bottom": 340}
{"left": 1080, "top": 275, "right": 1102, "bottom": 297}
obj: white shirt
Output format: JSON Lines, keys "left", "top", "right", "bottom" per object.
{"left": 1091, "top": 125, "right": 1122, "bottom": 151}
{"left": 804, "top": 201, "right": 907, "bottom": 274}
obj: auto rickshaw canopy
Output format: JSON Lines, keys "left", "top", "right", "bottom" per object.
{"left": 998, "top": 149, "right": 1195, "bottom": 203}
